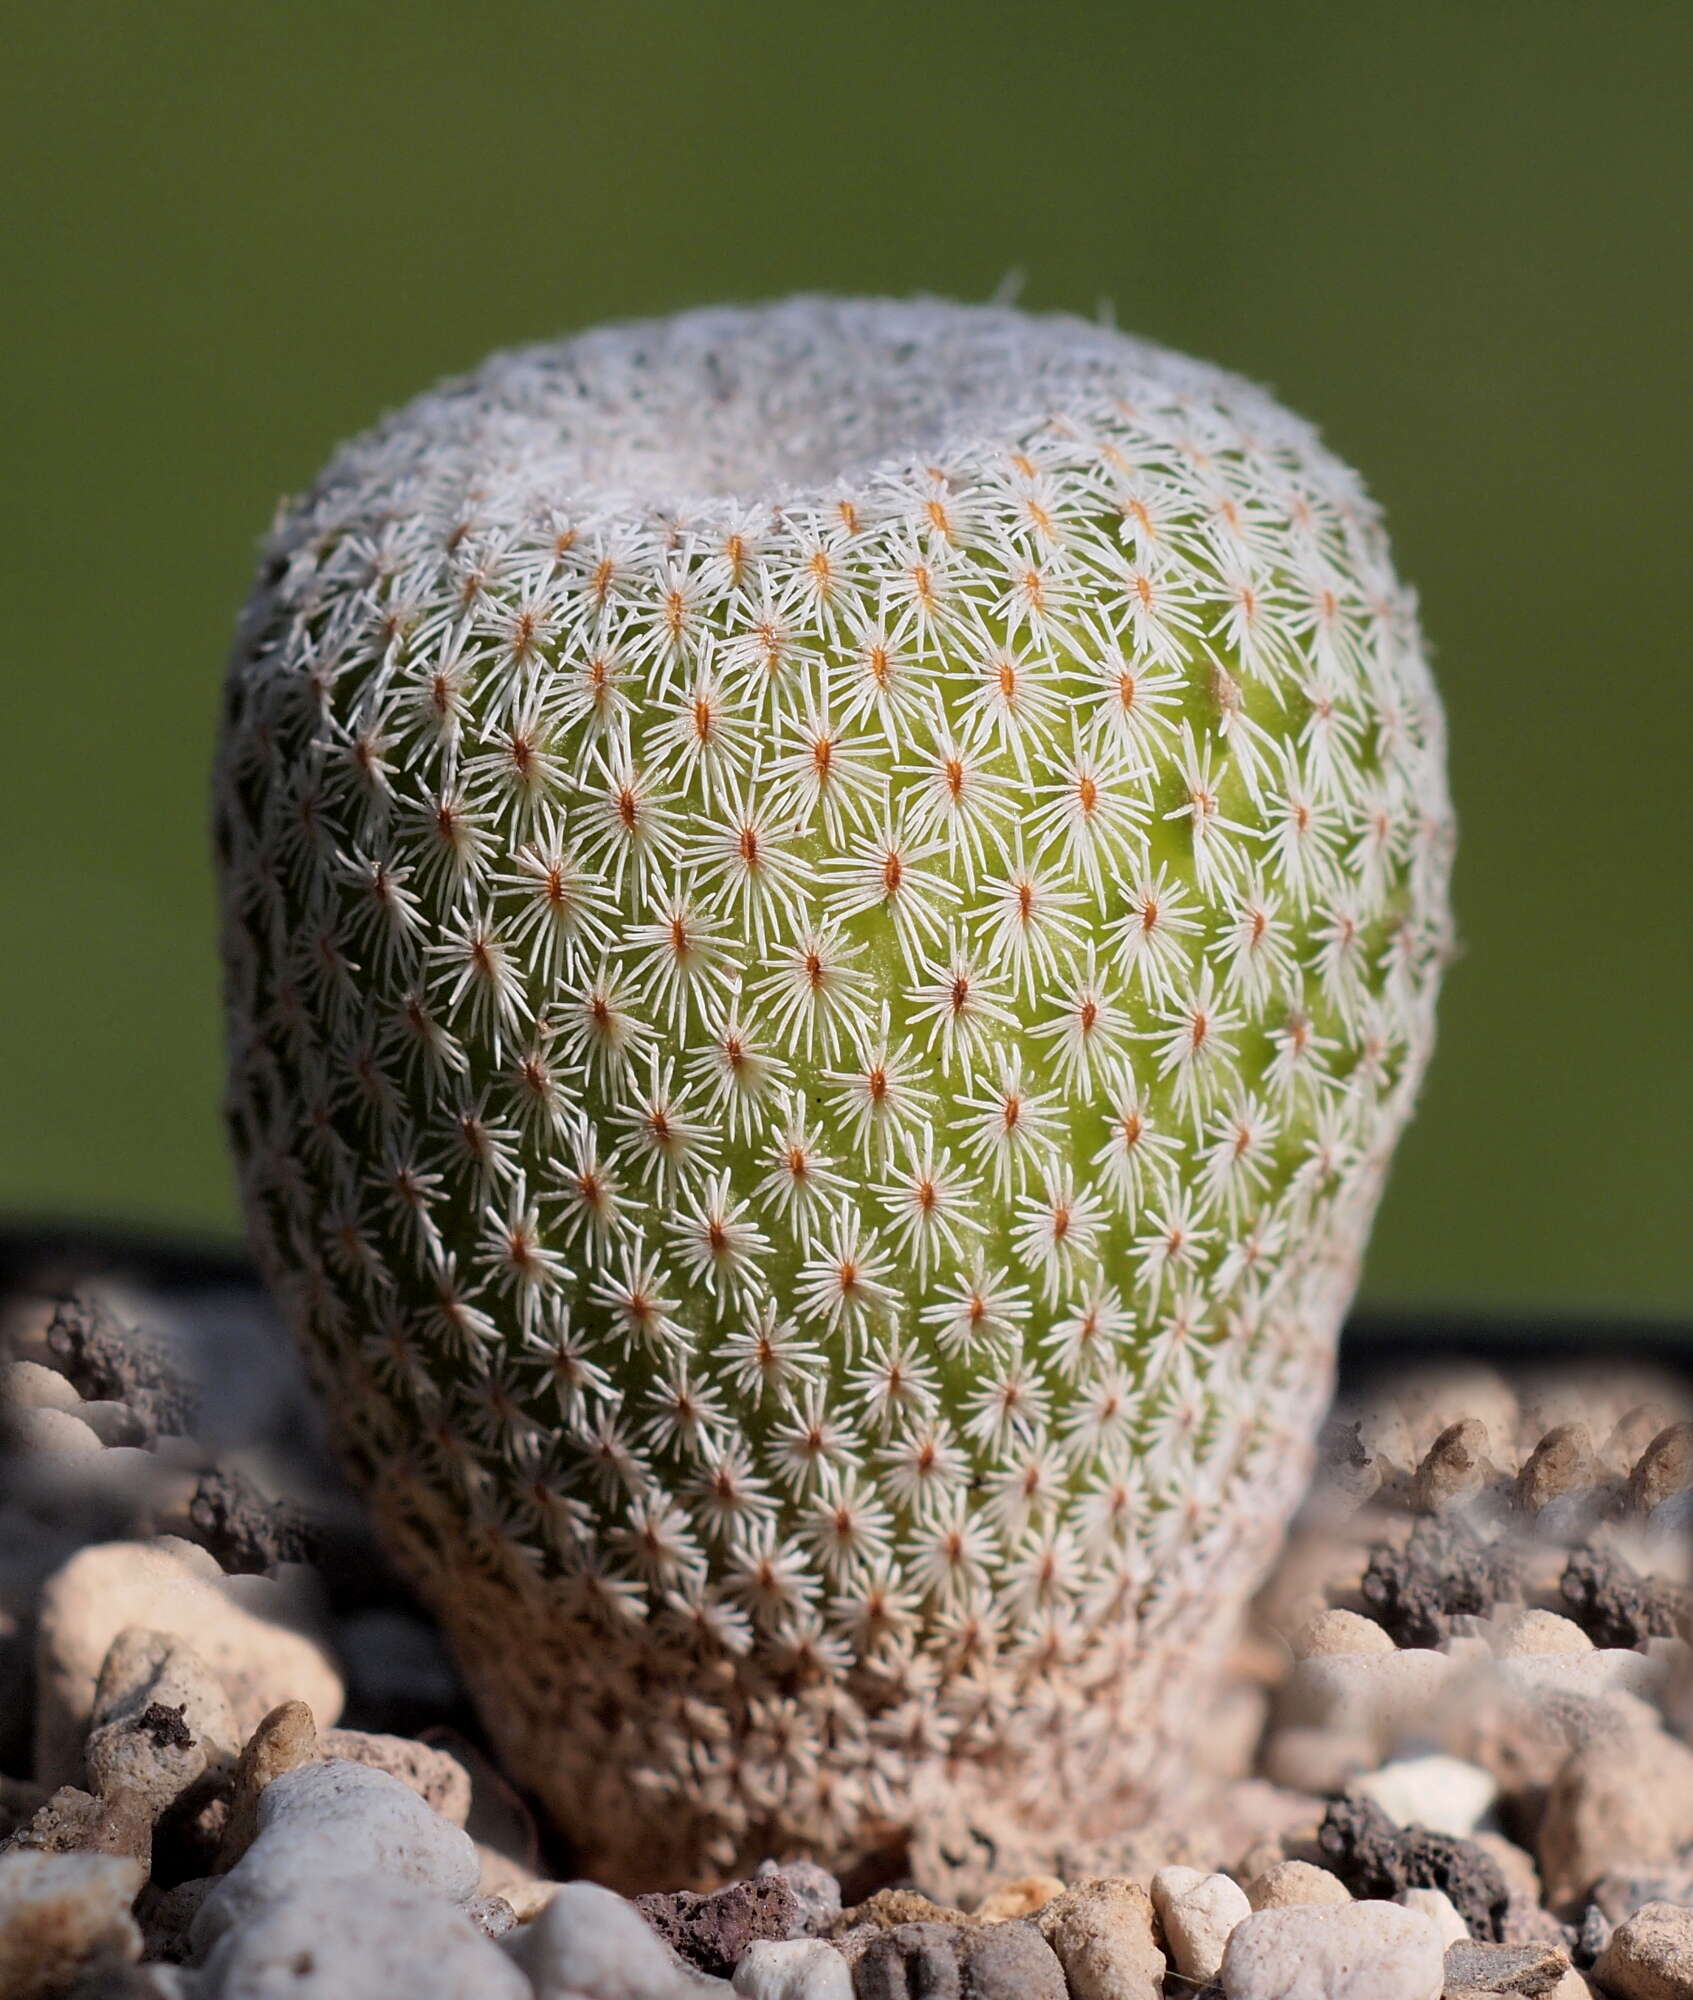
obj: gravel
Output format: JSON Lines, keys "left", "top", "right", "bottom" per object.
{"left": 2, "top": 1262, "right": 1691, "bottom": 1996}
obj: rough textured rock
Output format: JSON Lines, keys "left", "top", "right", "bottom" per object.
{"left": 1317, "top": 1798, "right": 1507, "bottom": 1942}
{"left": 215, "top": 1697, "right": 320, "bottom": 1867}
{"left": 186, "top": 1463, "right": 320, "bottom": 1575}
{"left": 1361, "top": 1518, "right": 1520, "bottom": 1649}
{"left": 1036, "top": 1876, "right": 1164, "bottom": 1998}
{"left": 0, "top": 1848, "right": 145, "bottom": 2000}
{"left": 192, "top": 1759, "right": 479, "bottom": 1953}
{"left": 1219, "top": 1899, "right": 1446, "bottom": 1998}
{"left": 1350, "top": 1754, "right": 1498, "bottom": 1838}
{"left": 1560, "top": 1548, "right": 1686, "bottom": 1651}
{"left": 1246, "top": 1860, "right": 1352, "bottom": 1912}
{"left": 758, "top": 1859, "right": 842, "bottom": 1936}
{"left": 4, "top": 1785, "right": 153, "bottom": 1867}
{"left": 195, "top": 1870, "right": 529, "bottom": 1998}
{"left": 34, "top": 1540, "right": 342, "bottom": 1787}
{"left": 506, "top": 1878, "right": 733, "bottom": 1996}
{"left": 834, "top": 1888, "right": 972, "bottom": 1935}
{"left": 1594, "top": 1901, "right": 1693, "bottom": 2000}
{"left": 1152, "top": 1865, "right": 1251, "bottom": 1983}
{"left": 83, "top": 1627, "right": 239, "bottom": 1819}
{"left": 638, "top": 1875, "right": 806, "bottom": 1976}
{"left": 43, "top": 1293, "right": 198, "bottom": 1441}
{"left": 1442, "top": 1937, "right": 1572, "bottom": 1996}
{"left": 1536, "top": 1727, "right": 1693, "bottom": 1911}
{"left": 732, "top": 1937, "right": 852, "bottom": 1998}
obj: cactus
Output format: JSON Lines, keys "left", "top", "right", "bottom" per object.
{"left": 214, "top": 296, "right": 1453, "bottom": 1885}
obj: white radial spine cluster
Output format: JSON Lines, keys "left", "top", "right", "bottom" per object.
{"left": 214, "top": 298, "right": 1453, "bottom": 1883}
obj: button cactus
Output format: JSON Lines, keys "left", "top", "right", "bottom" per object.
{"left": 214, "top": 296, "right": 1453, "bottom": 1886}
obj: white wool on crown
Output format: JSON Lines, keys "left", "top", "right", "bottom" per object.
{"left": 214, "top": 295, "right": 1453, "bottom": 1887}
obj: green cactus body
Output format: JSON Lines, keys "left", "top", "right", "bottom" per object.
{"left": 214, "top": 297, "right": 1452, "bottom": 1884}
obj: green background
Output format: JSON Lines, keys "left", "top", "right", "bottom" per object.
{"left": 4, "top": 3, "right": 1689, "bottom": 1315}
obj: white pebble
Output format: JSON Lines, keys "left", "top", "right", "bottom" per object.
{"left": 9, "top": 1405, "right": 102, "bottom": 1455}
{"left": 1395, "top": 1886, "right": 1469, "bottom": 1947}
{"left": 1351, "top": 1754, "right": 1498, "bottom": 1837}
{"left": 1152, "top": 1865, "right": 1251, "bottom": 1982}
{"left": 1, "top": 1358, "right": 83, "bottom": 1412}
{"left": 1221, "top": 1900, "right": 1445, "bottom": 1999}
{"left": 192, "top": 1760, "right": 480, "bottom": 1952}
{"left": 196, "top": 1870, "right": 528, "bottom": 1999}
{"left": 733, "top": 1937, "right": 852, "bottom": 1999}
{"left": 507, "top": 1879, "right": 733, "bottom": 1998}
{"left": 1494, "top": 1610, "right": 1594, "bottom": 1656}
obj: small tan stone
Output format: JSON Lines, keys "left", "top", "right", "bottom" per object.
{"left": 1293, "top": 1607, "right": 1395, "bottom": 1658}
{"left": 1628, "top": 1425, "right": 1693, "bottom": 1514}
{"left": 975, "top": 1873, "right": 1065, "bottom": 1921}
{"left": 1037, "top": 1877, "right": 1164, "bottom": 2000}
{"left": 1398, "top": 1885, "right": 1469, "bottom": 1947}
{"left": 1246, "top": 1859, "right": 1352, "bottom": 1911}
{"left": 9, "top": 1406, "right": 103, "bottom": 1456}
{"left": 1514, "top": 1425, "right": 1598, "bottom": 1515}
{"left": 214, "top": 1700, "right": 320, "bottom": 1869}
{"left": 1595, "top": 1900, "right": 1693, "bottom": 1999}
{"left": 1413, "top": 1419, "right": 1496, "bottom": 1514}
{"left": 832, "top": 1887, "right": 972, "bottom": 1933}
{"left": 1604, "top": 1405, "right": 1678, "bottom": 1479}
{"left": 84, "top": 1628, "right": 240, "bottom": 1819}
{"left": 1151, "top": 1865, "right": 1250, "bottom": 1983}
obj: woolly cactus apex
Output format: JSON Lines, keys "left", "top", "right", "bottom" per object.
{"left": 214, "top": 296, "right": 1453, "bottom": 1887}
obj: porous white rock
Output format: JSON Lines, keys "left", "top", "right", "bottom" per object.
{"left": 1220, "top": 1899, "right": 1445, "bottom": 1999}
{"left": 195, "top": 1870, "right": 529, "bottom": 1999}
{"left": 732, "top": 1937, "right": 853, "bottom": 1999}
{"left": 1152, "top": 1864, "right": 1251, "bottom": 1983}
{"left": 1494, "top": 1610, "right": 1594, "bottom": 1657}
{"left": 506, "top": 1879, "right": 733, "bottom": 1997}
{"left": 1351, "top": 1753, "right": 1498, "bottom": 1837}
{"left": 84, "top": 1626, "right": 240, "bottom": 1818}
{"left": 192, "top": 1759, "right": 480, "bottom": 1952}
{"left": 34, "top": 1540, "right": 342, "bottom": 1787}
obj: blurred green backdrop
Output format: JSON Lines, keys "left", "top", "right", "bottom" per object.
{"left": 4, "top": 2, "right": 1689, "bottom": 1314}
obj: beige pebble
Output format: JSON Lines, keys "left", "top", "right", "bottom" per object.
{"left": 319, "top": 1729, "right": 471, "bottom": 1828}
{"left": 9, "top": 1406, "right": 103, "bottom": 1456}
{"left": 1152, "top": 1865, "right": 1250, "bottom": 1983}
{"left": 1603, "top": 1404, "right": 1678, "bottom": 1479}
{"left": 1294, "top": 1608, "right": 1395, "bottom": 1659}
{"left": 1494, "top": 1610, "right": 1594, "bottom": 1657}
{"left": 1595, "top": 1899, "right": 1693, "bottom": 2000}
{"left": 1246, "top": 1859, "right": 1352, "bottom": 1911}
{"left": 1, "top": 1360, "right": 82, "bottom": 1413}
{"left": 974, "top": 1873, "right": 1065, "bottom": 1921}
